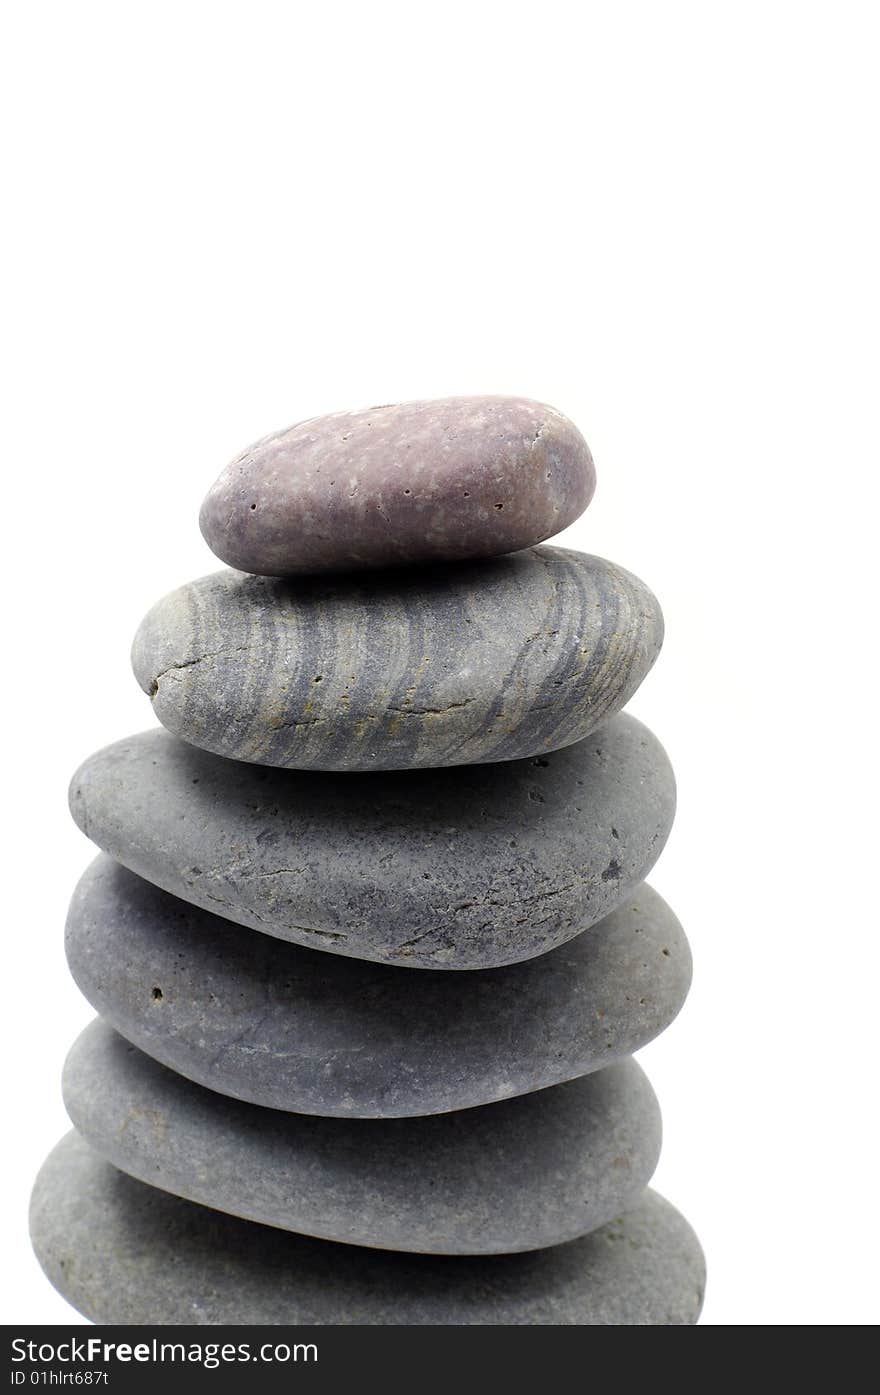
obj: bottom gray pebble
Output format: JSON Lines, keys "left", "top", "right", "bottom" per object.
{"left": 31, "top": 1133, "right": 706, "bottom": 1325}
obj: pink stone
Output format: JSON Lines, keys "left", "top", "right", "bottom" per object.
{"left": 199, "top": 396, "right": 595, "bottom": 575}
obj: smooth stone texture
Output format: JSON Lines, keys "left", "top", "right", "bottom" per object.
{"left": 64, "top": 1021, "right": 661, "bottom": 1255}
{"left": 67, "top": 856, "right": 691, "bottom": 1117}
{"left": 199, "top": 396, "right": 596, "bottom": 575}
{"left": 69, "top": 714, "right": 675, "bottom": 970}
{"left": 31, "top": 1134, "right": 706, "bottom": 1324}
{"left": 132, "top": 548, "right": 663, "bottom": 772}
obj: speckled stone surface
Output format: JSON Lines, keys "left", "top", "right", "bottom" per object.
{"left": 31, "top": 1134, "right": 705, "bottom": 1323}
{"left": 67, "top": 856, "right": 691, "bottom": 1117}
{"left": 131, "top": 548, "right": 663, "bottom": 772}
{"left": 63, "top": 1021, "right": 660, "bottom": 1255}
{"left": 198, "top": 397, "right": 596, "bottom": 576}
{"left": 68, "top": 715, "right": 675, "bottom": 970}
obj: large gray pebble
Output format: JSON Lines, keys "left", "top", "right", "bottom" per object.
{"left": 31, "top": 1134, "right": 705, "bottom": 1323}
{"left": 67, "top": 856, "right": 691, "bottom": 1117}
{"left": 63, "top": 1021, "right": 660, "bottom": 1255}
{"left": 131, "top": 548, "right": 662, "bottom": 771}
{"left": 68, "top": 715, "right": 675, "bottom": 970}
{"left": 199, "top": 396, "right": 596, "bottom": 575}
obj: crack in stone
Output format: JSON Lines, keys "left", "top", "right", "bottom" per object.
{"left": 390, "top": 878, "right": 578, "bottom": 956}
{"left": 149, "top": 645, "right": 253, "bottom": 697}
{"left": 387, "top": 699, "right": 476, "bottom": 717}
{"left": 290, "top": 925, "right": 347, "bottom": 941}
{"left": 393, "top": 925, "right": 446, "bottom": 952}
{"left": 251, "top": 867, "right": 309, "bottom": 879}
{"left": 518, "top": 882, "right": 576, "bottom": 905}
{"left": 273, "top": 698, "right": 477, "bottom": 731}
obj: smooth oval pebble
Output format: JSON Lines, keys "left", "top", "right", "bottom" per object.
{"left": 132, "top": 548, "right": 663, "bottom": 771}
{"left": 66, "top": 856, "right": 691, "bottom": 1117}
{"left": 198, "top": 396, "right": 596, "bottom": 575}
{"left": 63, "top": 1021, "right": 661, "bottom": 1255}
{"left": 68, "top": 714, "right": 675, "bottom": 970}
{"left": 31, "top": 1134, "right": 705, "bottom": 1323}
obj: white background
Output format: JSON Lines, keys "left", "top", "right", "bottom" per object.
{"left": 2, "top": 1, "right": 878, "bottom": 1327}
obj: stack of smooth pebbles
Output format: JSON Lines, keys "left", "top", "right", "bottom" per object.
{"left": 31, "top": 396, "right": 705, "bottom": 1325}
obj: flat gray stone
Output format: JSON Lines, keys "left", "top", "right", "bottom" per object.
{"left": 63, "top": 1021, "right": 660, "bottom": 1255}
{"left": 67, "top": 856, "right": 691, "bottom": 1117}
{"left": 68, "top": 714, "right": 675, "bottom": 969}
{"left": 130, "top": 548, "right": 662, "bottom": 771}
{"left": 198, "top": 396, "right": 596, "bottom": 575}
{"left": 31, "top": 1133, "right": 706, "bottom": 1323}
